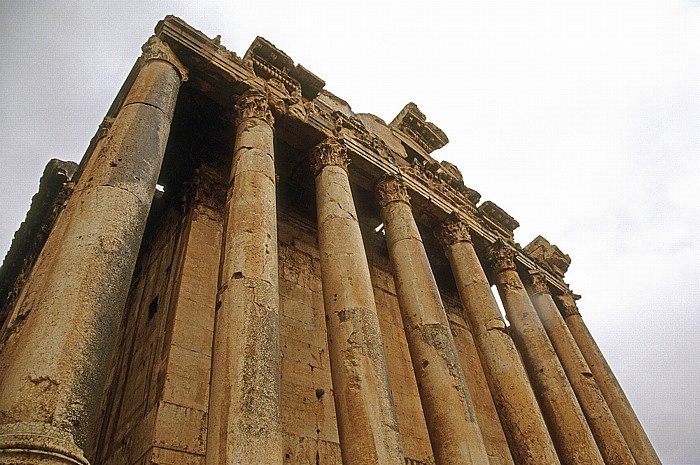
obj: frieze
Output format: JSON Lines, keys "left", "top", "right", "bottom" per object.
{"left": 435, "top": 215, "right": 472, "bottom": 248}
{"left": 235, "top": 90, "right": 274, "bottom": 127}
{"left": 403, "top": 159, "right": 479, "bottom": 214}
{"left": 309, "top": 137, "right": 349, "bottom": 176}
{"left": 333, "top": 112, "right": 390, "bottom": 160}
{"left": 141, "top": 35, "right": 188, "bottom": 81}
{"left": 376, "top": 176, "right": 410, "bottom": 208}
{"left": 487, "top": 239, "right": 516, "bottom": 272}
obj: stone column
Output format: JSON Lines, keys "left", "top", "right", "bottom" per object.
{"left": 0, "top": 36, "right": 186, "bottom": 465}
{"left": 310, "top": 138, "right": 404, "bottom": 465}
{"left": 527, "top": 271, "right": 636, "bottom": 464}
{"left": 488, "top": 240, "right": 605, "bottom": 465}
{"left": 376, "top": 177, "right": 488, "bottom": 465}
{"left": 436, "top": 216, "right": 560, "bottom": 465}
{"left": 557, "top": 293, "right": 662, "bottom": 465}
{"left": 206, "top": 90, "right": 282, "bottom": 465}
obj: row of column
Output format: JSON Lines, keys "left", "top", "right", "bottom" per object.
{"left": 193, "top": 90, "right": 664, "bottom": 465}
{"left": 0, "top": 35, "right": 661, "bottom": 465}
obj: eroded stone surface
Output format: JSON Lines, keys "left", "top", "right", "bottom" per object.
{"left": 0, "top": 17, "right": 660, "bottom": 465}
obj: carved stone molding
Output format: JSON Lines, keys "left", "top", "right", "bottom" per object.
{"left": 478, "top": 201, "right": 519, "bottom": 238}
{"left": 333, "top": 112, "right": 391, "bottom": 160}
{"left": 234, "top": 90, "right": 274, "bottom": 127}
{"left": 245, "top": 36, "right": 325, "bottom": 100}
{"left": 524, "top": 235, "right": 571, "bottom": 278}
{"left": 402, "top": 159, "right": 480, "bottom": 214}
{"left": 435, "top": 215, "right": 472, "bottom": 248}
{"left": 265, "top": 78, "right": 312, "bottom": 122}
{"left": 390, "top": 103, "right": 448, "bottom": 154}
{"left": 487, "top": 239, "right": 516, "bottom": 272}
{"left": 528, "top": 270, "right": 551, "bottom": 296}
{"left": 141, "top": 35, "right": 188, "bottom": 81}
{"left": 309, "top": 137, "right": 349, "bottom": 176}
{"left": 180, "top": 166, "right": 227, "bottom": 217}
{"left": 557, "top": 292, "right": 581, "bottom": 318}
{"left": 376, "top": 175, "right": 410, "bottom": 208}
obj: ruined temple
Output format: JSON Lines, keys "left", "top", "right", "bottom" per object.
{"left": 0, "top": 16, "right": 661, "bottom": 465}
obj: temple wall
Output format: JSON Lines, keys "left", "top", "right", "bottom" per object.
{"left": 369, "top": 251, "right": 434, "bottom": 465}
{"left": 0, "top": 18, "right": 660, "bottom": 465}
{"left": 95, "top": 189, "right": 222, "bottom": 465}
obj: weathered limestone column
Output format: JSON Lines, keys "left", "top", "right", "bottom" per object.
{"left": 488, "top": 240, "right": 605, "bottom": 465}
{"left": 376, "top": 176, "right": 488, "bottom": 465}
{"left": 527, "top": 271, "right": 636, "bottom": 465}
{"left": 436, "top": 216, "right": 560, "bottom": 465}
{"left": 0, "top": 36, "right": 186, "bottom": 464}
{"left": 557, "top": 292, "right": 662, "bottom": 465}
{"left": 310, "top": 138, "right": 404, "bottom": 465}
{"left": 206, "top": 90, "right": 282, "bottom": 465}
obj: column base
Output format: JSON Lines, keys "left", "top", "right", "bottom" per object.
{"left": 0, "top": 422, "right": 89, "bottom": 465}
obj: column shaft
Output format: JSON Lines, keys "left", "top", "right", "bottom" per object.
{"left": 527, "top": 273, "right": 636, "bottom": 464}
{"left": 0, "top": 36, "right": 185, "bottom": 464}
{"left": 488, "top": 241, "right": 604, "bottom": 465}
{"left": 436, "top": 217, "right": 560, "bottom": 465}
{"left": 206, "top": 91, "right": 282, "bottom": 465}
{"left": 377, "top": 178, "right": 488, "bottom": 465}
{"left": 311, "top": 139, "right": 403, "bottom": 465}
{"left": 558, "top": 293, "right": 662, "bottom": 465}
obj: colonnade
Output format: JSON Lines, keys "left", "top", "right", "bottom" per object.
{"left": 0, "top": 37, "right": 659, "bottom": 465}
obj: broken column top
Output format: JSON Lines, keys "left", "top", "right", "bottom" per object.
{"left": 524, "top": 235, "right": 571, "bottom": 278}
{"left": 390, "top": 102, "right": 449, "bottom": 156}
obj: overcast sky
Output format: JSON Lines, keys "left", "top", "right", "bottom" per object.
{"left": 1, "top": 1, "right": 698, "bottom": 463}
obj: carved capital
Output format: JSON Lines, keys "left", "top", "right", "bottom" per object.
{"left": 376, "top": 175, "right": 410, "bottom": 209}
{"left": 435, "top": 215, "right": 472, "bottom": 248}
{"left": 488, "top": 239, "right": 516, "bottom": 272}
{"left": 528, "top": 270, "right": 551, "bottom": 295}
{"left": 309, "top": 137, "right": 349, "bottom": 176}
{"left": 556, "top": 292, "right": 581, "bottom": 318}
{"left": 235, "top": 90, "right": 275, "bottom": 127}
{"left": 141, "top": 35, "right": 188, "bottom": 81}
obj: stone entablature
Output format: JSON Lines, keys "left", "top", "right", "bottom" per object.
{"left": 135, "top": 16, "right": 568, "bottom": 292}
{"left": 150, "top": 16, "right": 574, "bottom": 298}
{"left": 524, "top": 235, "right": 572, "bottom": 278}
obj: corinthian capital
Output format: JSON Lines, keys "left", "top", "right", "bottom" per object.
{"left": 487, "top": 239, "right": 516, "bottom": 272}
{"left": 556, "top": 292, "right": 581, "bottom": 318}
{"left": 309, "top": 137, "right": 349, "bottom": 176}
{"left": 435, "top": 215, "right": 472, "bottom": 248}
{"left": 141, "top": 35, "right": 188, "bottom": 81}
{"left": 528, "top": 270, "right": 551, "bottom": 295}
{"left": 235, "top": 90, "right": 275, "bottom": 127}
{"left": 376, "top": 175, "right": 410, "bottom": 208}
